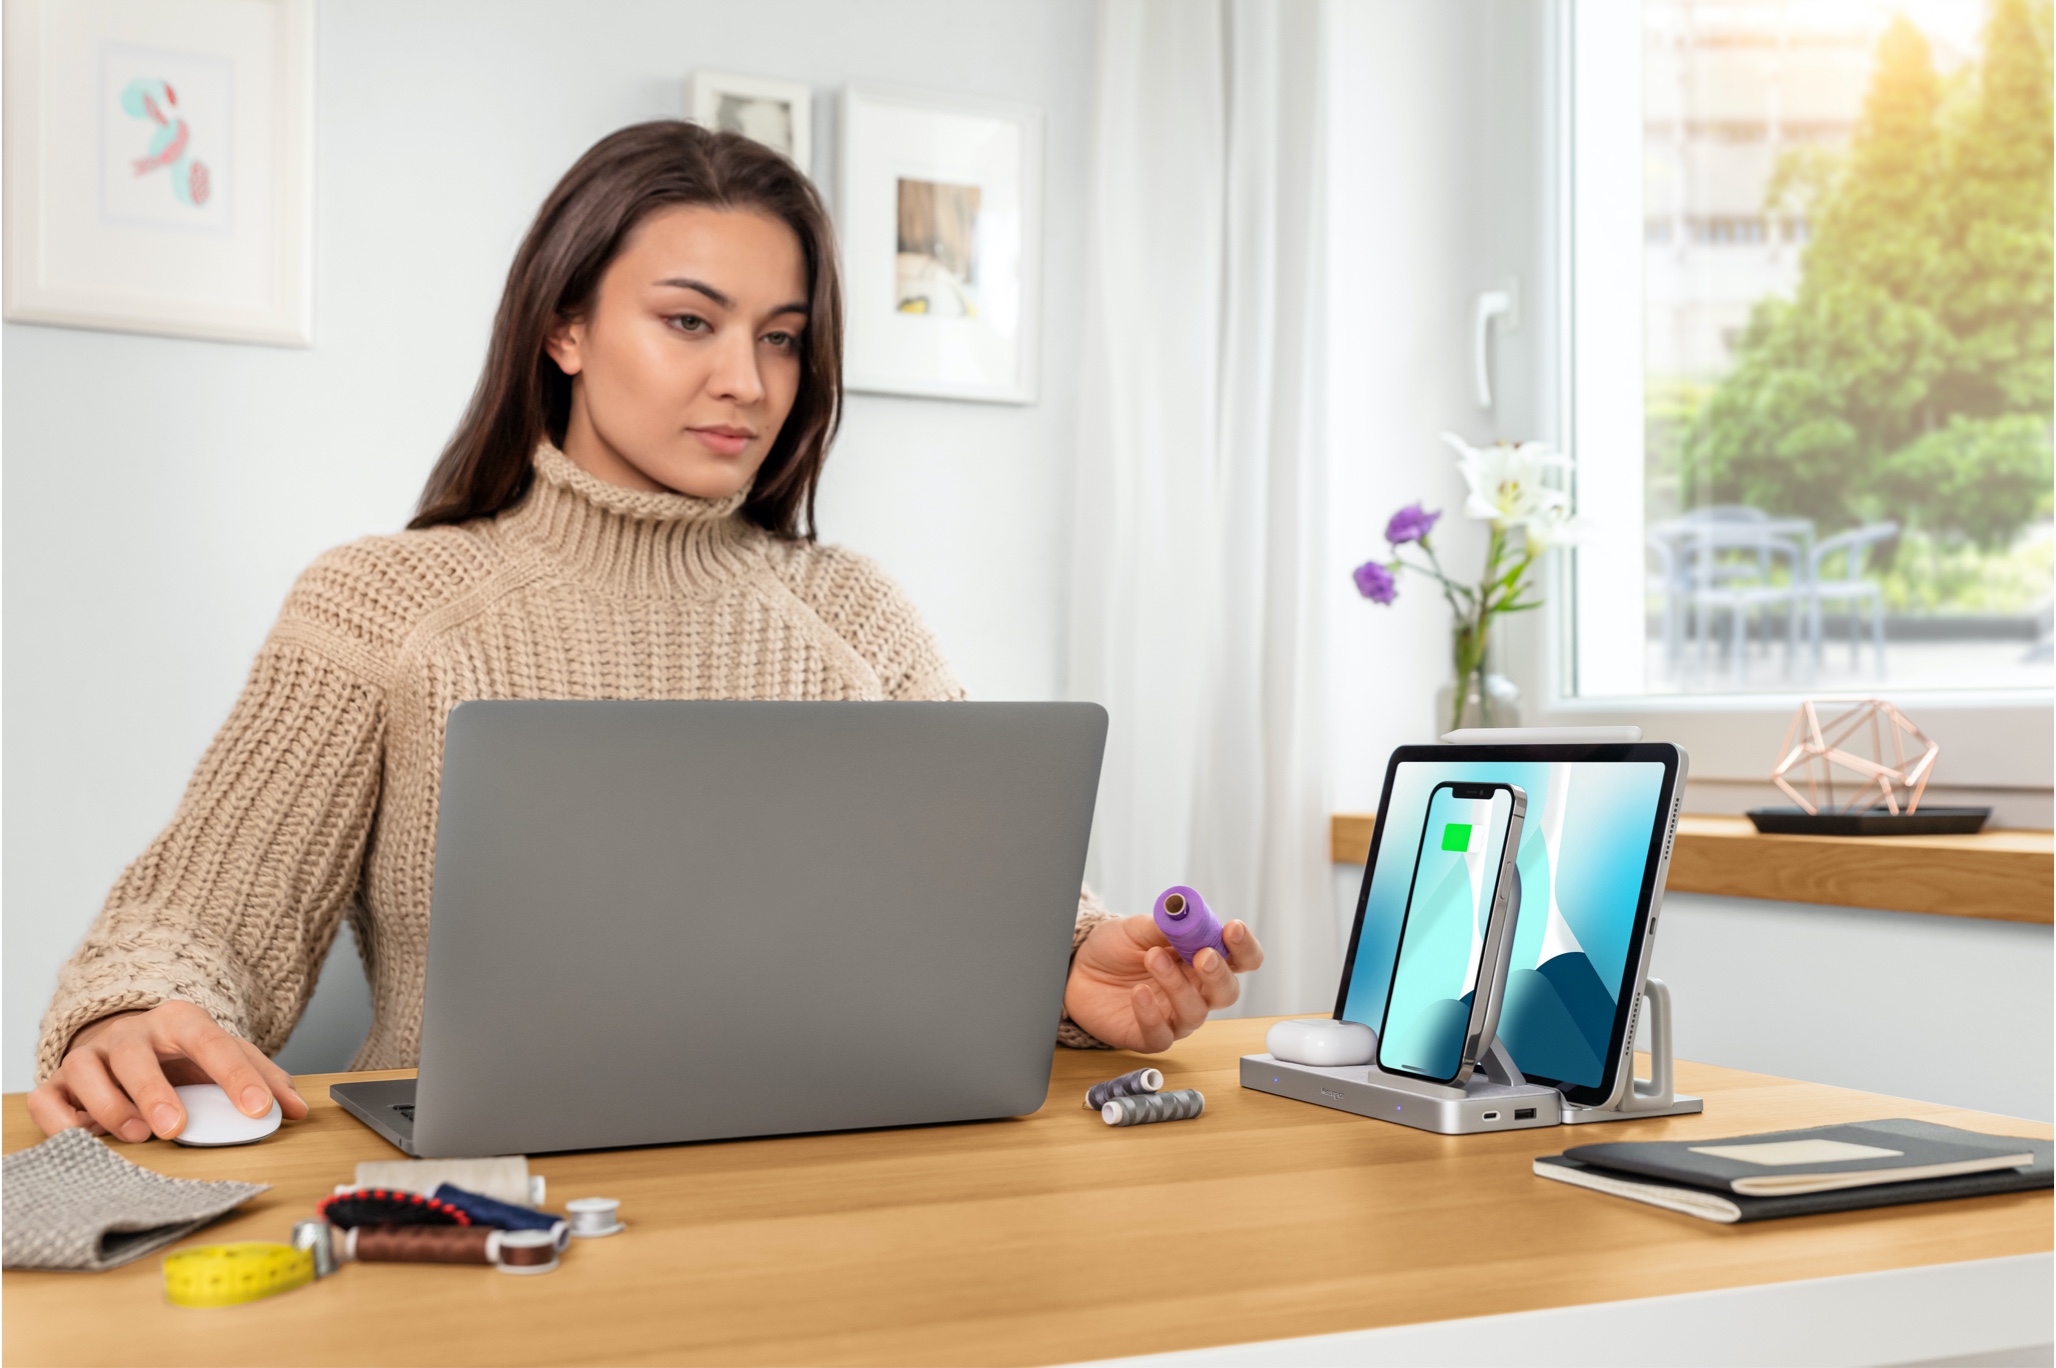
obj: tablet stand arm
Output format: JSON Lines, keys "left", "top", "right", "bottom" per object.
{"left": 1624, "top": 977, "right": 1677, "bottom": 1110}
{"left": 1562, "top": 977, "right": 1682, "bottom": 1118}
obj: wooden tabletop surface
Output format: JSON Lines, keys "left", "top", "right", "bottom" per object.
{"left": 5, "top": 1015, "right": 2050, "bottom": 1367}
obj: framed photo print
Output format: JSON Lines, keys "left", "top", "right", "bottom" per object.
{"left": 689, "top": 70, "right": 812, "bottom": 175}
{"left": 3, "top": 0, "right": 315, "bottom": 346}
{"left": 840, "top": 84, "right": 1043, "bottom": 405}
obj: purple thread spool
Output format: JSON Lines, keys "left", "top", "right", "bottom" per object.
{"left": 1152, "top": 885, "right": 1229, "bottom": 967}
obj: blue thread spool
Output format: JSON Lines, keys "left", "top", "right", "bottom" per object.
{"left": 431, "top": 1184, "right": 569, "bottom": 1250}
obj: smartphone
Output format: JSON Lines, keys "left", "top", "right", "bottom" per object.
{"left": 1375, "top": 781, "right": 1527, "bottom": 1086}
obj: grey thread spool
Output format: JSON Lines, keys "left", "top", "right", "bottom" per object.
{"left": 1085, "top": 1067, "right": 1164, "bottom": 1110}
{"left": 1101, "top": 1088, "right": 1205, "bottom": 1127}
{"left": 565, "top": 1197, "right": 624, "bottom": 1238}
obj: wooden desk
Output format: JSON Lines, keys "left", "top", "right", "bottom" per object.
{"left": 1331, "top": 812, "right": 2056, "bottom": 924}
{"left": 5, "top": 1017, "right": 2049, "bottom": 1367}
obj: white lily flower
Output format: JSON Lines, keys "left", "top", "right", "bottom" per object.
{"left": 1521, "top": 501, "right": 1587, "bottom": 552}
{"left": 1438, "top": 431, "right": 1577, "bottom": 543}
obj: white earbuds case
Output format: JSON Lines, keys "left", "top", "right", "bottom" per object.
{"left": 1265, "top": 1017, "right": 1377, "bottom": 1067}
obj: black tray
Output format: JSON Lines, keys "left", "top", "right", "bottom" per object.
{"left": 1745, "top": 806, "right": 1991, "bottom": 837}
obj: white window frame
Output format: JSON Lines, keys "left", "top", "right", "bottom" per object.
{"left": 1509, "top": 2, "right": 2053, "bottom": 817}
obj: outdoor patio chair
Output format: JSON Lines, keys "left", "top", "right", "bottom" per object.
{"left": 1807, "top": 520, "right": 1898, "bottom": 676}
{"left": 1687, "top": 529, "right": 1806, "bottom": 687}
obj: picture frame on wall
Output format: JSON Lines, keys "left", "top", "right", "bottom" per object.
{"left": 840, "top": 83, "right": 1043, "bottom": 405}
{"left": 2, "top": 0, "right": 315, "bottom": 347}
{"left": 689, "top": 70, "right": 813, "bottom": 175}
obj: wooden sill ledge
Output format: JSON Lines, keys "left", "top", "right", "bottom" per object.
{"left": 1329, "top": 813, "right": 2053, "bottom": 925}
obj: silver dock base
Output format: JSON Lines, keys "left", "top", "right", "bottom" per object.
{"left": 1239, "top": 1053, "right": 1563, "bottom": 1135}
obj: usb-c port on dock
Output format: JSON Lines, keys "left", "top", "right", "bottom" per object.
{"left": 1480, "top": 1110, "right": 1501, "bottom": 1121}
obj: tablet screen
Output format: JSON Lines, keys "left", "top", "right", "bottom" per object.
{"left": 1338, "top": 755, "right": 1671, "bottom": 1094}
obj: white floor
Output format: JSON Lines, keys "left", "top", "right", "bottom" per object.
{"left": 1093, "top": 1253, "right": 2055, "bottom": 1367}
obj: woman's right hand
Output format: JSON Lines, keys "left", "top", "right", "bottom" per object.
{"left": 25, "top": 1000, "right": 308, "bottom": 1141}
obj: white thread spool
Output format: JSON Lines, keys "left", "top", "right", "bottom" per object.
{"left": 353, "top": 1157, "right": 535, "bottom": 1208}
{"left": 566, "top": 1197, "right": 624, "bottom": 1238}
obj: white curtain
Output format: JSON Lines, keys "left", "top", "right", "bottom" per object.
{"left": 1069, "top": 0, "right": 1334, "bottom": 1015}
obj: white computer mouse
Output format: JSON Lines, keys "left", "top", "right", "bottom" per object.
{"left": 169, "top": 1083, "right": 282, "bottom": 1146}
{"left": 1266, "top": 1018, "right": 1378, "bottom": 1067}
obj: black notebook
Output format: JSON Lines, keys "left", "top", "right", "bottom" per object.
{"left": 1535, "top": 1118, "right": 2051, "bottom": 1224}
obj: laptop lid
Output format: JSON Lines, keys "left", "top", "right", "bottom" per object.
{"left": 411, "top": 700, "right": 1107, "bottom": 1157}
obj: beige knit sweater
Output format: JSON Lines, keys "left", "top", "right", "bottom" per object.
{"left": 38, "top": 445, "right": 1116, "bottom": 1079}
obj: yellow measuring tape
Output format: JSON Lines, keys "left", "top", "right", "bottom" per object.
{"left": 163, "top": 1242, "right": 316, "bottom": 1308}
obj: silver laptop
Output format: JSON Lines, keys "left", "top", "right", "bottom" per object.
{"left": 332, "top": 700, "right": 1107, "bottom": 1157}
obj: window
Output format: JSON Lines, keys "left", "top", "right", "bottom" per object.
{"left": 1567, "top": 0, "right": 2053, "bottom": 709}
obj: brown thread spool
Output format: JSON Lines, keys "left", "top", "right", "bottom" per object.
{"left": 345, "top": 1225, "right": 497, "bottom": 1266}
{"left": 493, "top": 1228, "right": 559, "bottom": 1276}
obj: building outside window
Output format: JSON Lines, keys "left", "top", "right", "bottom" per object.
{"left": 1569, "top": 0, "right": 2052, "bottom": 702}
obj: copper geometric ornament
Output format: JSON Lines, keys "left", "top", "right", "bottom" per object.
{"left": 1770, "top": 698, "right": 1938, "bottom": 817}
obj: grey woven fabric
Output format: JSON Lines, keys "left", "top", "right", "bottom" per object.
{"left": 2, "top": 1127, "right": 268, "bottom": 1271}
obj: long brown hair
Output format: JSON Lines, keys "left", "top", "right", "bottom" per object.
{"left": 411, "top": 121, "right": 842, "bottom": 540}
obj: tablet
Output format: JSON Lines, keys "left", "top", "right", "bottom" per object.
{"left": 1333, "top": 743, "right": 1687, "bottom": 1109}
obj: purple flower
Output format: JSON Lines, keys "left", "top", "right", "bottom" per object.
{"left": 1352, "top": 560, "right": 1398, "bottom": 604}
{"left": 1385, "top": 502, "right": 1442, "bottom": 546}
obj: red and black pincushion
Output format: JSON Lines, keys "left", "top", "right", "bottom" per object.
{"left": 316, "top": 1187, "right": 473, "bottom": 1230}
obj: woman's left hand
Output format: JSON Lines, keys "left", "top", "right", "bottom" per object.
{"left": 1062, "top": 915, "right": 1265, "bottom": 1053}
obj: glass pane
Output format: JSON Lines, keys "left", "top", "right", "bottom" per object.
{"left": 1634, "top": 0, "right": 2051, "bottom": 694}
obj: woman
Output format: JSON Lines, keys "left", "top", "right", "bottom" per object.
{"left": 28, "top": 122, "right": 1263, "bottom": 1141}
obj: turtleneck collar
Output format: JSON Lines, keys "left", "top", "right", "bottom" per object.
{"left": 498, "top": 443, "right": 759, "bottom": 596}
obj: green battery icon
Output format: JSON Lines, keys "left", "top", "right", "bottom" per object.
{"left": 1441, "top": 822, "right": 1473, "bottom": 852}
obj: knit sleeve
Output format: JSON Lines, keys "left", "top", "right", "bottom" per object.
{"left": 34, "top": 570, "right": 389, "bottom": 1081}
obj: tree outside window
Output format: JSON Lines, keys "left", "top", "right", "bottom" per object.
{"left": 1639, "top": 0, "right": 2052, "bottom": 692}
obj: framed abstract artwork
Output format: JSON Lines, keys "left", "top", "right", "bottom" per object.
{"left": 840, "top": 83, "right": 1043, "bottom": 404}
{"left": 3, "top": 0, "right": 315, "bottom": 346}
{"left": 689, "top": 69, "right": 813, "bottom": 176}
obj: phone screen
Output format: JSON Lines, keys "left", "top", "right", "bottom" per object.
{"left": 1376, "top": 784, "right": 1516, "bottom": 1083}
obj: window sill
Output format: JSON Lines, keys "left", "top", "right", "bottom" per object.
{"left": 1329, "top": 814, "right": 2053, "bottom": 925}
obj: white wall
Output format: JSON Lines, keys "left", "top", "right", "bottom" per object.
{"left": 1652, "top": 893, "right": 2053, "bottom": 1122}
{"left": 1323, "top": 0, "right": 1552, "bottom": 829}
{"left": 2, "top": 0, "right": 1094, "bottom": 1089}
